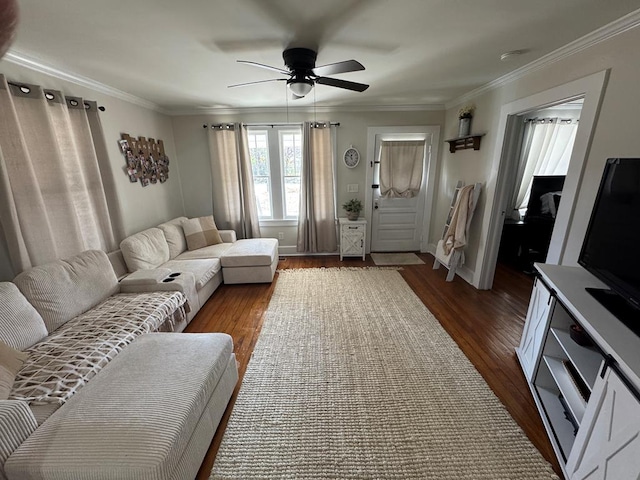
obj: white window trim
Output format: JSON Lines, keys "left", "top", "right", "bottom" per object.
{"left": 248, "top": 125, "right": 302, "bottom": 222}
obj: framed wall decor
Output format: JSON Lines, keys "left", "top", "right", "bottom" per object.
{"left": 119, "top": 133, "right": 170, "bottom": 187}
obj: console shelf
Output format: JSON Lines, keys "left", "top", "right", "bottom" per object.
{"left": 516, "top": 264, "right": 640, "bottom": 480}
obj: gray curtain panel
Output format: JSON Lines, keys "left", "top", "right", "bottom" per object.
{"left": 297, "top": 122, "right": 337, "bottom": 253}
{"left": 207, "top": 123, "right": 261, "bottom": 239}
{"left": 0, "top": 75, "right": 120, "bottom": 274}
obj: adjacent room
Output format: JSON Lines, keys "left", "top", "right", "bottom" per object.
{"left": 1, "top": 1, "right": 640, "bottom": 479}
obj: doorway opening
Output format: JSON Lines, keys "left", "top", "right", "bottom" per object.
{"left": 497, "top": 100, "right": 582, "bottom": 274}
{"left": 476, "top": 70, "right": 608, "bottom": 290}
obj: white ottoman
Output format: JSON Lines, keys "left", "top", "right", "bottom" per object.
{"left": 221, "top": 238, "right": 279, "bottom": 284}
{"left": 5, "top": 333, "right": 238, "bottom": 480}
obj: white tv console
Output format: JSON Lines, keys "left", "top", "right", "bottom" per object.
{"left": 517, "top": 263, "right": 640, "bottom": 480}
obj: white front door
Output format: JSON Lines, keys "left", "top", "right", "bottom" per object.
{"left": 370, "top": 133, "right": 431, "bottom": 252}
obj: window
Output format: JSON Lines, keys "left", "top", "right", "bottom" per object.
{"left": 248, "top": 131, "right": 271, "bottom": 218}
{"left": 248, "top": 126, "right": 302, "bottom": 221}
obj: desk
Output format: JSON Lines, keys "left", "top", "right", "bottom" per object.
{"left": 498, "top": 218, "right": 554, "bottom": 271}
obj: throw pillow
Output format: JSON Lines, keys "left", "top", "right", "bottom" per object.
{"left": 183, "top": 216, "right": 223, "bottom": 251}
{"left": 0, "top": 341, "right": 28, "bottom": 400}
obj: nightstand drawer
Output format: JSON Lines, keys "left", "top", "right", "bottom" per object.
{"left": 342, "top": 223, "right": 365, "bottom": 233}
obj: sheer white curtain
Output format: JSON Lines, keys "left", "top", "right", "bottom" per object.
{"left": 297, "top": 122, "right": 337, "bottom": 253}
{"left": 379, "top": 140, "right": 425, "bottom": 198}
{"left": 0, "top": 75, "right": 122, "bottom": 275}
{"left": 207, "top": 123, "right": 261, "bottom": 239}
{"left": 511, "top": 118, "right": 577, "bottom": 214}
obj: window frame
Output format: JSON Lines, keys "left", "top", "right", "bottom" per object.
{"left": 247, "top": 125, "right": 302, "bottom": 225}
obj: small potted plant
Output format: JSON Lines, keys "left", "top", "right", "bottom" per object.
{"left": 342, "top": 198, "right": 363, "bottom": 221}
{"left": 458, "top": 104, "right": 475, "bottom": 137}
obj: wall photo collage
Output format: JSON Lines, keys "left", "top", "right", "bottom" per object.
{"left": 118, "top": 133, "right": 170, "bottom": 187}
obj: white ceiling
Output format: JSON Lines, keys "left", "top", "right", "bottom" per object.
{"left": 7, "top": 0, "right": 640, "bottom": 112}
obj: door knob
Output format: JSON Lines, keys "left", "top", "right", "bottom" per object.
{"left": 374, "top": 205, "right": 379, "bottom": 210}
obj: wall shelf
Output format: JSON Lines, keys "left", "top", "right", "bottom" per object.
{"left": 445, "top": 134, "right": 485, "bottom": 153}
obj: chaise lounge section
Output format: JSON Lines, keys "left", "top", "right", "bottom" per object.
{"left": 5, "top": 332, "right": 237, "bottom": 480}
{"left": 0, "top": 249, "right": 238, "bottom": 479}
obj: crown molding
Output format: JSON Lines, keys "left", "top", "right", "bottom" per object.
{"left": 166, "top": 103, "right": 445, "bottom": 116}
{"left": 3, "top": 50, "right": 165, "bottom": 113}
{"left": 446, "top": 8, "right": 640, "bottom": 110}
{"left": 3, "top": 49, "right": 444, "bottom": 116}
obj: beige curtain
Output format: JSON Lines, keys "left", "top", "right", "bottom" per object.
{"left": 297, "top": 122, "right": 337, "bottom": 253}
{"left": 207, "top": 123, "right": 260, "bottom": 239}
{"left": 512, "top": 118, "right": 577, "bottom": 214}
{"left": 0, "top": 75, "right": 121, "bottom": 275}
{"left": 379, "top": 140, "right": 425, "bottom": 198}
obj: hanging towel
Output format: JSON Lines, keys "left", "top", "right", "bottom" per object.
{"left": 443, "top": 184, "right": 475, "bottom": 255}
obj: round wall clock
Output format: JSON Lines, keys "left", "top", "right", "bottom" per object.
{"left": 343, "top": 146, "right": 360, "bottom": 168}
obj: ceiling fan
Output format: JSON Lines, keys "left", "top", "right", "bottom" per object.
{"left": 229, "top": 47, "right": 369, "bottom": 98}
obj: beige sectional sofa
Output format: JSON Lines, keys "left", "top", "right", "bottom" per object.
{"left": 0, "top": 249, "right": 238, "bottom": 480}
{"left": 0, "top": 215, "right": 278, "bottom": 479}
{"left": 117, "top": 216, "right": 279, "bottom": 321}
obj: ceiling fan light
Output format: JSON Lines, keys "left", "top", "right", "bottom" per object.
{"left": 287, "top": 80, "right": 313, "bottom": 97}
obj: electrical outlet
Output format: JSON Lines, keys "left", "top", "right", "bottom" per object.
{"left": 347, "top": 184, "right": 359, "bottom": 193}
{"left": 278, "top": 232, "right": 284, "bottom": 240}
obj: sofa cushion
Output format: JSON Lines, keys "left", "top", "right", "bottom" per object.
{"left": 120, "top": 228, "right": 170, "bottom": 272}
{"left": 13, "top": 250, "right": 119, "bottom": 334}
{"left": 5, "top": 333, "right": 235, "bottom": 480}
{"left": 175, "top": 242, "right": 234, "bottom": 261}
{"left": 0, "top": 282, "right": 48, "bottom": 350}
{"left": 182, "top": 216, "right": 223, "bottom": 251}
{"left": 164, "top": 259, "right": 221, "bottom": 290}
{"left": 220, "top": 238, "right": 279, "bottom": 267}
{"left": 10, "top": 291, "right": 187, "bottom": 424}
{"left": 0, "top": 342, "right": 28, "bottom": 400}
{"left": 0, "top": 400, "right": 38, "bottom": 477}
{"left": 158, "top": 216, "right": 188, "bottom": 259}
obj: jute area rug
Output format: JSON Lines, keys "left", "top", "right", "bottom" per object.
{"left": 210, "top": 268, "right": 558, "bottom": 480}
{"left": 370, "top": 252, "right": 425, "bottom": 266}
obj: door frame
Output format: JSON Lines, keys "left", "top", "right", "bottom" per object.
{"left": 364, "top": 125, "right": 440, "bottom": 254}
{"left": 477, "top": 70, "right": 609, "bottom": 289}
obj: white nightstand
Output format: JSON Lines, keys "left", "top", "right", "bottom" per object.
{"left": 339, "top": 217, "right": 367, "bottom": 260}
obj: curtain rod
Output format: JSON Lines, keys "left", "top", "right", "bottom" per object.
{"left": 202, "top": 121, "right": 340, "bottom": 129}
{"left": 524, "top": 117, "right": 578, "bottom": 124}
{"left": 7, "top": 81, "right": 106, "bottom": 111}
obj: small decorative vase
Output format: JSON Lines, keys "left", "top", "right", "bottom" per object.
{"left": 347, "top": 211, "right": 359, "bottom": 221}
{"left": 458, "top": 116, "right": 472, "bottom": 137}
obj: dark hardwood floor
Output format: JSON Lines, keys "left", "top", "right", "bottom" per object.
{"left": 187, "top": 254, "right": 562, "bottom": 479}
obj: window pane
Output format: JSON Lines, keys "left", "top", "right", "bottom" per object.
{"left": 253, "top": 176, "right": 272, "bottom": 218}
{"left": 281, "top": 130, "right": 301, "bottom": 218}
{"left": 248, "top": 131, "right": 272, "bottom": 218}
{"left": 281, "top": 132, "right": 302, "bottom": 177}
{"left": 249, "top": 132, "right": 270, "bottom": 177}
{"left": 284, "top": 176, "right": 300, "bottom": 217}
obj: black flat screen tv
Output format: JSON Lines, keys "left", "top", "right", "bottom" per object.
{"left": 578, "top": 158, "right": 640, "bottom": 334}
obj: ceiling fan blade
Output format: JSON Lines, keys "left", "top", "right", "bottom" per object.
{"left": 237, "top": 60, "right": 290, "bottom": 75}
{"left": 316, "top": 76, "right": 369, "bottom": 92}
{"left": 313, "top": 60, "right": 364, "bottom": 76}
{"left": 228, "top": 78, "right": 287, "bottom": 88}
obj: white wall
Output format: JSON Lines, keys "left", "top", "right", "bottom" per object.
{"left": 5, "top": 22, "right": 637, "bottom": 283}
{"left": 0, "top": 62, "right": 185, "bottom": 280}
{"left": 170, "top": 109, "right": 444, "bottom": 249}
{"left": 438, "top": 25, "right": 640, "bottom": 285}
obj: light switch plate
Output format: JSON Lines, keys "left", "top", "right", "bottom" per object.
{"left": 347, "top": 184, "right": 359, "bottom": 193}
